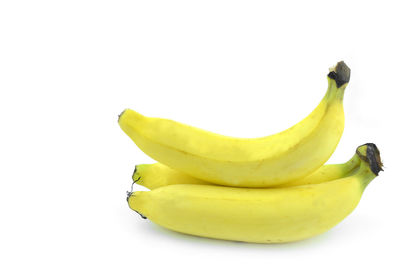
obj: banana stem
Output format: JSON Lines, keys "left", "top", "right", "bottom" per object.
{"left": 354, "top": 143, "right": 384, "bottom": 189}
{"left": 328, "top": 61, "right": 351, "bottom": 88}
{"left": 356, "top": 143, "right": 384, "bottom": 175}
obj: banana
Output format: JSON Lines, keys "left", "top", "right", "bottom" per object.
{"left": 119, "top": 61, "right": 351, "bottom": 187}
{"left": 133, "top": 163, "right": 212, "bottom": 190}
{"left": 127, "top": 143, "right": 383, "bottom": 243}
{"left": 133, "top": 148, "right": 361, "bottom": 190}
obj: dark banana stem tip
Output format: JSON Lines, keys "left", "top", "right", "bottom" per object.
{"left": 357, "top": 143, "right": 384, "bottom": 176}
{"left": 328, "top": 61, "right": 351, "bottom": 88}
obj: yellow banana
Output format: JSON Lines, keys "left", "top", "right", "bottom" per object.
{"left": 133, "top": 163, "right": 211, "bottom": 190}
{"left": 127, "top": 143, "right": 383, "bottom": 243}
{"left": 119, "top": 61, "right": 350, "bottom": 187}
{"left": 133, "top": 149, "right": 361, "bottom": 190}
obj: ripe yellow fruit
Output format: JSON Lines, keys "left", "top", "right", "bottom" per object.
{"left": 127, "top": 144, "right": 382, "bottom": 243}
{"left": 119, "top": 62, "right": 350, "bottom": 187}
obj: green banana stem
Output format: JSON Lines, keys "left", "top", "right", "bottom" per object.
{"left": 340, "top": 153, "right": 362, "bottom": 177}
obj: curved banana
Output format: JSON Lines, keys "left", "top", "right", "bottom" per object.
{"left": 127, "top": 143, "right": 383, "bottom": 243}
{"left": 119, "top": 61, "right": 351, "bottom": 187}
{"left": 133, "top": 148, "right": 361, "bottom": 190}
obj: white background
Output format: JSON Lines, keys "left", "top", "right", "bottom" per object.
{"left": 1, "top": 0, "right": 399, "bottom": 264}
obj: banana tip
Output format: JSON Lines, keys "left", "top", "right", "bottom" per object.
{"left": 126, "top": 192, "right": 147, "bottom": 219}
{"left": 132, "top": 165, "right": 138, "bottom": 179}
{"left": 357, "top": 143, "right": 384, "bottom": 176}
{"left": 126, "top": 191, "right": 133, "bottom": 202}
{"left": 118, "top": 109, "right": 127, "bottom": 123}
{"left": 328, "top": 61, "right": 351, "bottom": 88}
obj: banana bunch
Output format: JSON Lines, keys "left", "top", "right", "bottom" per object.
{"left": 119, "top": 61, "right": 384, "bottom": 243}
